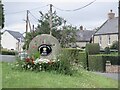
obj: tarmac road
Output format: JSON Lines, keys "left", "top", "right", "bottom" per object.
{"left": 0, "top": 54, "right": 16, "bottom": 62}
{"left": 93, "top": 72, "right": 119, "bottom": 80}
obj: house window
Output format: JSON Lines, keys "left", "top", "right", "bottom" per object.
{"left": 99, "top": 35, "right": 102, "bottom": 46}
{"left": 107, "top": 35, "right": 111, "bottom": 45}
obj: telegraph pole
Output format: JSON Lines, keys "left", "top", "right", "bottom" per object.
{"left": 32, "top": 25, "right": 34, "bottom": 38}
{"left": 26, "top": 10, "right": 29, "bottom": 49}
{"left": 118, "top": 0, "right": 120, "bottom": 55}
{"left": 26, "top": 10, "right": 29, "bottom": 36}
{"left": 49, "top": 4, "right": 52, "bottom": 35}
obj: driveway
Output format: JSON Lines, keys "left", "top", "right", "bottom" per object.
{"left": 0, "top": 54, "right": 16, "bottom": 62}
{"left": 93, "top": 72, "right": 119, "bottom": 80}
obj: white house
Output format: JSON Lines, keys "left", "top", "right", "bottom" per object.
{"left": 1, "top": 30, "right": 24, "bottom": 52}
{"left": 93, "top": 10, "right": 118, "bottom": 49}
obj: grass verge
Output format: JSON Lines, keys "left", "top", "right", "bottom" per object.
{"left": 2, "top": 62, "right": 118, "bottom": 88}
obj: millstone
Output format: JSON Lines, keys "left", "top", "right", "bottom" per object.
{"left": 28, "top": 34, "right": 61, "bottom": 60}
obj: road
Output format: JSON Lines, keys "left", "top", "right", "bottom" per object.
{"left": 0, "top": 54, "right": 16, "bottom": 62}
{"left": 93, "top": 72, "right": 119, "bottom": 80}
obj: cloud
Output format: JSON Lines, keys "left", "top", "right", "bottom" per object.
{"left": 3, "top": 0, "right": 118, "bottom": 3}
{"left": 4, "top": 23, "right": 26, "bottom": 33}
{"left": 4, "top": 23, "right": 38, "bottom": 33}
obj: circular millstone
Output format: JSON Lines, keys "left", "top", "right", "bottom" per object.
{"left": 28, "top": 34, "right": 61, "bottom": 60}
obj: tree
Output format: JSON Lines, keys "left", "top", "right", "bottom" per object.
{"left": 58, "top": 25, "right": 77, "bottom": 48}
{"left": 0, "top": 1, "right": 4, "bottom": 51}
{"left": 0, "top": 1, "right": 4, "bottom": 28}
{"left": 23, "top": 11, "right": 64, "bottom": 49}
{"left": 23, "top": 11, "right": 76, "bottom": 49}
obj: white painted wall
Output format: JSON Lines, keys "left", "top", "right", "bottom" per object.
{"left": 94, "top": 34, "right": 118, "bottom": 49}
{"left": 1, "top": 31, "right": 18, "bottom": 51}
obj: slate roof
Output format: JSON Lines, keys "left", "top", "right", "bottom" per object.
{"left": 95, "top": 17, "right": 118, "bottom": 35}
{"left": 76, "top": 30, "right": 95, "bottom": 42}
{"left": 4, "top": 30, "right": 24, "bottom": 42}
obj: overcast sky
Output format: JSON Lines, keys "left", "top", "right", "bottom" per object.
{"left": 2, "top": 0, "right": 118, "bottom": 33}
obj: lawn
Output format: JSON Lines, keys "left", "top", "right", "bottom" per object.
{"left": 1, "top": 62, "right": 118, "bottom": 88}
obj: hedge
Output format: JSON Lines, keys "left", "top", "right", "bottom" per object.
{"left": 102, "top": 55, "right": 120, "bottom": 65}
{"left": 86, "top": 43, "right": 100, "bottom": 55}
{"left": 62, "top": 48, "right": 87, "bottom": 68}
{"left": 1, "top": 50, "right": 17, "bottom": 55}
{"left": 88, "top": 54, "right": 120, "bottom": 72}
{"left": 88, "top": 55, "right": 106, "bottom": 72}
{"left": 78, "top": 52, "right": 87, "bottom": 69}
{"left": 62, "top": 48, "right": 80, "bottom": 62}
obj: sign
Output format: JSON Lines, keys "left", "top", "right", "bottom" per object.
{"left": 28, "top": 34, "right": 61, "bottom": 60}
{"left": 38, "top": 44, "right": 52, "bottom": 56}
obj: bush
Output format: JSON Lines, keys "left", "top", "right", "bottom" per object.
{"left": 77, "top": 52, "right": 87, "bottom": 69}
{"left": 103, "top": 55, "right": 120, "bottom": 65}
{"left": 86, "top": 43, "right": 100, "bottom": 55}
{"left": 62, "top": 48, "right": 80, "bottom": 63}
{"left": 104, "top": 47, "right": 110, "bottom": 54}
{"left": 88, "top": 55, "right": 106, "bottom": 72}
{"left": 62, "top": 48, "right": 87, "bottom": 69}
{"left": 1, "top": 50, "right": 17, "bottom": 55}
{"left": 57, "top": 50, "right": 75, "bottom": 75}
{"left": 14, "top": 48, "right": 80, "bottom": 75}
{"left": 110, "top": 41, "right": 118, "bottom": 50}
{"left": 88, "top": 54, "right": 120, "bottom": 72}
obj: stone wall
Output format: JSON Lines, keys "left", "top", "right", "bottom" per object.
{"left": 106, "top": 65, "right": 120, "bottom": 73}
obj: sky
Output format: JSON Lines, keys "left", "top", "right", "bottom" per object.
{"left": 2, "top": 0, "right": 118, "bottom": 33}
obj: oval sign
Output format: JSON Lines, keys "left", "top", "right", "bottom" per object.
{"left": 38, "top": 44, "right": 52, "bottom": 56}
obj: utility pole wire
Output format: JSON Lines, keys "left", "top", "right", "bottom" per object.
{"left": 53, "top": 0, "right": 96, "bottom": 12}
{"left": 29, "top": 11, "right": 39, "bottom": 21}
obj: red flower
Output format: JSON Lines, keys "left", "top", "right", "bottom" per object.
{"left": 31, "top": 58, "right": 34, "bottom": 64}
{"left": 25, "top": 58, "right": 30, "bottom": 62}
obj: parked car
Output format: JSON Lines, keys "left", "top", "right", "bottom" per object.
{"left": 18, "top": 52, "right": 28, "bottom": 60}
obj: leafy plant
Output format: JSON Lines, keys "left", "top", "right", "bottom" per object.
{"left": 86, "top": 43, "right": 100, "bottom": 55}
{"left": 110, "top": 41, "right": 118, "bottom": 50}
{"left": 104, "top": 47, "right": 110, "bottom": 54}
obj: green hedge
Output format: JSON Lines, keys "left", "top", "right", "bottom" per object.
{"left": 1, "top": 50, "right": 17, "bottom": 55}
{"left": 62, "top": 48, "right": 79, "bottom": 62}
{"left": 62, "top": 48, "right": 87, "bottom": 68}
{"left": 86, "top": 43, "right": 100, "bottom": 55}
{"left": 103, "top": 55, "right": 120, "bottom": 65}
{"left": 88, "top": 55, "right": 106, "bottom": 72}
{"left": 88, "top": 54, "right": 120, "bottom": 72}
{"left": 78, "top": 52, "right": 87, "bottom": 69}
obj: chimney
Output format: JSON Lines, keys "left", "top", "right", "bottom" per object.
{"left": 108, "top": 10, "right": 115, "bottom": 19}
{"left": 80, "top": 25, "right": 83, "bottom": 30}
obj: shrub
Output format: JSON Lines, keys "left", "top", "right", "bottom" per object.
{"left": 14, "top": 48, "right": 80, "bottom": 75}
{"left": 62, "top": 48, "right": 79, "bottom": 63}
{"left": 110, "top": 41, "right": 118, "bottom": 50}
{"left": 1, "top": 50, "right": 17, "bottom": 55}
{"left": 102, "top": 55, "right": 120, "bottom": 65}
{"left": 77, "top": 52, "right": 87, "bottom": 69}
{"left": 88, "top": 55, "right": 106, "bottom": 72}
{"left": 104, "top": 47, "right": 110, "bottom": 54}
{"left": 88, "top": 54, "right": 120, "bottom": 72}
{"left": 86, "top": 43, "right": 100, "bottom": 55}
